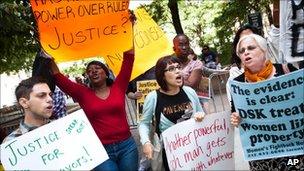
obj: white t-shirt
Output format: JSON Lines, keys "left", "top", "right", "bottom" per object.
{"left": 226, "top": 66, "right": 244, "bottom": 103}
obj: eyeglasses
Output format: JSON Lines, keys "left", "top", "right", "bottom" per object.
{"left": 238, "top": 45, "right": 257, "bottom": 55}
{"left": 164, "top": 65, "right": 182, "bottom": 72}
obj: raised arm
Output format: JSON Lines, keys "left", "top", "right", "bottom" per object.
{"left": 113, "top": 11, "right": 136, "bottom": 90}
{"left": 40, "top": 49, "right": 60, "bottom": 75}
{"left": 40, "top": 49, "right": 86, "bottom": 101}
{"left": 49, "top": 59, "right": 60, "bottom": 75}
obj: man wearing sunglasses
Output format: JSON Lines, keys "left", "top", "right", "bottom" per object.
{"left": 200, "top": 45, "right": 219, "bottom": 69}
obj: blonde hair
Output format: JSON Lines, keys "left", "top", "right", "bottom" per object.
{"left": 236, "top": 34, "right": 268, "bottom": 59}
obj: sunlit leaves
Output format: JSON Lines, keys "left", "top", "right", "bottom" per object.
{"left": 0, "top": 1, "right": 38, "bottom": 74}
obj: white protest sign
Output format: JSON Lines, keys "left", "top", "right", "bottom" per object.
{"left": 280, "top": 0, "right": 304, "bottom": 62}
{"left": 1, "top": 110, "right": 108, "bottom": 170}
{"left": 162, "top": 111, "right": 234, "bottom": 170}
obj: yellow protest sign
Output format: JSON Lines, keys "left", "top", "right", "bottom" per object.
{"left": 136, "top": 79, "right": 159, "bottom": 120}
{"left": 98, "top": 8, "right": 174, "bottom": 80}
{"left": 30, "top": 0, "right": 132, "bottom": 63}
{"left": 132, "top": 8, "right": 174, "bottom": 80}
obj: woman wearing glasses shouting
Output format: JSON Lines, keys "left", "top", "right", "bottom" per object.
{"left": 138, "top": 55, "right": 205, "bottom": 170}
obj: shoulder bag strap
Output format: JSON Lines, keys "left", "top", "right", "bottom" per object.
{"left": 154, "top": 90, "right": 162, "bottom": 137}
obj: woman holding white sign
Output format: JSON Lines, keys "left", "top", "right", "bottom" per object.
{"left": 139, "top": 55, "right": 205, "bottom": 170}
{"left": 230, "top": 34, "right": 303, "bottom": 170}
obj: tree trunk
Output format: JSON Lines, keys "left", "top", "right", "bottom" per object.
{"left": 272, "top": 0, "right": 280, "bottom": 27}
{"left": 265, "top": 4, "right": 273, "bottom": 26}
{"left": 168, "top": 0, "right": 184, "bottom": 34}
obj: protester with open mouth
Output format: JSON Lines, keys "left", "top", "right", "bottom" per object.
{"left": 48, "top": 48, "right": 138, "bottom": 171}
{"left": 139, "top": 55, "right": 205, "bottom": 170}
{"left": 230, "top": 34, "right": 303, "bottom": 171}
{"left": 46, "top": 12, "right": 139, "bottom": 170}
{"left": 2, "top": 77, "right": 53, "bottom": 143}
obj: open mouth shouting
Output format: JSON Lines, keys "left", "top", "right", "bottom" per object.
{"left": 244, "top": 57, "right": 252, "bottom": 63}
{"left": 92, "top": 74, "right": 99, "bottom": 79}
{"left": 176, "top": 75, "right": 183, "bottom": 84}
{"left": 90, "top": 73, "right": 101, "bottom": 82}
{"left": 46, "top": 105, "right": 53, "bottom": 113}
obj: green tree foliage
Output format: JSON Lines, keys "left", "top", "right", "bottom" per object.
{"left": 213, "top": 0, "right": 273, "bottom": 64}
{"left": 62, "top": 63, "right": 86, "bottom": 78}
{"left": 142, "top": 1, "right": 226, "bottom": 62}
{"left": 61, "top": 57, "right": 105, "bottom": 77}
{"left": 0, "top": 0, "right": 39, "bottom": 74}
{"left": 141, "top": 0, "right": 171, "bottom": 27}
{"left": 143, "top": 0, "right": 273, "bottom": 65}
{"left": 181, "top": 1, "right": 223, "bottom": 49}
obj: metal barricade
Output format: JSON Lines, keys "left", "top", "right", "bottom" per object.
{"left": 0, "top": 105, "right": 23, "bottom": 135}
{"left": 208, "top": 71, "right": 230, "bottom": 113}
{"left": 125, "top": 96, "right": 138, "bottom": 129}
{"left": 202, "top": 66, "right": 231, "bottom": 113}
